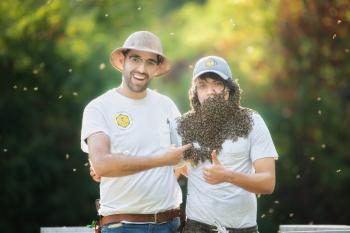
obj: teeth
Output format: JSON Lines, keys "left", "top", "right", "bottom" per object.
{"left": 133, "top": 73, "right": 145, "bottom": 80}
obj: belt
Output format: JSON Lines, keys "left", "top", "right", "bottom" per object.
{"left": 187, "top": 219, "right": 258, "bottom": 233}
{"left": 100, "top": 208, "right": 181, "bottom": 226}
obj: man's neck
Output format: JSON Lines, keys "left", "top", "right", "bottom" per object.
{"left": 116, "top": 85, "right": 147, "bottom": 100}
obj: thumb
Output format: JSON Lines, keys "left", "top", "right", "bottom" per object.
{"left": 211, "top": 150, "right": 221, "bottom": 165}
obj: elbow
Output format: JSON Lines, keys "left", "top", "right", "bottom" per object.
{"left": 263, "top": 185, "right": 275, "bottom": 194}
{"left": 93, "top": 165, "right": 107, "bottom": 177}
{"left": 259, "top": 185, "right": 274, "bottom": 195}
{"left": 90, "top": 155, "right": 126, "bottom": 177}
{"left": 90, "top": 161, "right": 106, "bottom": 177}
{"left": 261, "top": 177, "right": 276, "bottom": 194}
{"left": 89, "top": 153, "right": 109, "bottom": 177}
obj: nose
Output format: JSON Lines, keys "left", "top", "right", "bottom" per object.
{"left": 207, "top": 86, "right": 217, "bottom": 95}
{"left": 135, "top": 61, "right": 147, "bottom": 73}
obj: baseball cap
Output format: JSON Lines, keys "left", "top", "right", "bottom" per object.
{"left": 192, "top": 55, "right": 232, "bottom": 81}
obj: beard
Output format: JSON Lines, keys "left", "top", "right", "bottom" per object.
{"left": 177, "top": 92, "right": 254, "bottom": 165}
{"left": 124, "top": 72, "right": 150, "bottom": 93}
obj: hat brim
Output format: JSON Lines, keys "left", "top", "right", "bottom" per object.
{"left": 110, "top": 47, "right": 171, "bottom": 77}
{"left": 192, "top": 70, "right": 230, "bottom": 81}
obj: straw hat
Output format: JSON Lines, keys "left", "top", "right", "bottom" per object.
{"left": 110, "top": 31, "right": 171, "bottom": 77}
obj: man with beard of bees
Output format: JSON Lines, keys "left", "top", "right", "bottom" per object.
{"left": 177, "top": 56, "right": 278, "bottom": 233}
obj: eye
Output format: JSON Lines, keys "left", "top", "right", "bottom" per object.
{"left": 130, "top": 56, "right": 141, "bottom": 63}
{"left": 214, "top": 82, "right": 225, "bottom": 90}
{"left": 146, "top": 60, "right": 157, "bottom": 66}
{"left": 197, "top": 83, "right": 207, "bottom": 89}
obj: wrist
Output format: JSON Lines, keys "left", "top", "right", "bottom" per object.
{"left": 226, "top": 170, "right": 236, "bottom": 184}
{"left": 152, "top": 153, "right": 167, "bottom": 167}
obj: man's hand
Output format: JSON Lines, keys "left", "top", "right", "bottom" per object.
{"left": 174, "top": 163, "right": 189, "bottom": 179}
{"left": 203, "top": 150, "right": 228, "bottom": 185}
{"left": 160, "top": 144, "right": 192, "bottom": 166}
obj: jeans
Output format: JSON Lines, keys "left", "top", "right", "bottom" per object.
{"left": 101, "top": 217, "right": 180, "bottom": 233}
{"left": 182, "top": 219, "right": 259, "bottom": 233}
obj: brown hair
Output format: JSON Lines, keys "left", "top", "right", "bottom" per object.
{"left": 189, "top": 72, "right": 241, "bottom": 112}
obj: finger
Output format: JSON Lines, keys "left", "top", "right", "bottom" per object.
{"left": 203, "top": 170, "right": 212, "bottom": 179}
{"left": 178, "top": 144, "right": 192, "bottom": 152}
{"left": 176, "top": 164, "right": 188, "bottom": 176}
{"left": 181, "top": 143, "right": 192, "bottom": 151}
{"left": 182, "top": 165, "right": 189, "bottom": 177}
{"left": 206, "top": 180, "right": 215, "bottom": 185}
{"left": 203, "top": 175, "right": 214, "bottom": 184}
{"left": 211, "top": 150, "right": 221, "bottom": 165}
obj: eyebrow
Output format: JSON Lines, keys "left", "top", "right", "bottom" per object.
{"left": 196, "top": 80, "right": 207, "bottom": 85}
{"left": 128, "top": 54, "right": 141, "bottom": 59}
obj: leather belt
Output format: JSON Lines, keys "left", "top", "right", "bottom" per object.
{"left": 187, "top": 219, "right": 258, "bottom": 233}
{"left": 100, "top": 208, "right": 181, "bottom": 226}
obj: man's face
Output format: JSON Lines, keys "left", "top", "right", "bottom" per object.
{"left": 195, "top": 75, "right": 228, "bottom": 104}
{"left": 122, "top": 50, "right": 159, "bottom": 93}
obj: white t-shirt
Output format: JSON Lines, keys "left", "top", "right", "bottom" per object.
{"left": 186, "top": 113, "right": 278, "bottom": 228}
{"left": 81, "top": 88, "right": 182, "bottom": 216}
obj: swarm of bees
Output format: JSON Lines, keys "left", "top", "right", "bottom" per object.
{"left": 177, "top": 80, "right": 254, "bottom": 165}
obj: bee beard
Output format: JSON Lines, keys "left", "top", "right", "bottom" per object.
{"left": 177, "top": 92, "right": 253, "bottom": 165}
{"left": 199, "top": 93, "right": 231, "bottom": 140}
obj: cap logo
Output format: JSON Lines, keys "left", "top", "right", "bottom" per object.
{"left": 205, "top": 58, "right": 216, "bottom": 68}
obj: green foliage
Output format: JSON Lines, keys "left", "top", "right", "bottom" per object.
{"left": 266, "top": 0, "right": 350, "bottom": 229}
{"left": 1, "top": 0, "right": 349, "bottom": 232}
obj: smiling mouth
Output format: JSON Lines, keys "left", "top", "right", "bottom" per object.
{"left": 132, "top": 73, "right": 147, "bottom": 82}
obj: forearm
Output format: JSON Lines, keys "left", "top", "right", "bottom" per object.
{"left": 225, "top": 170, "right": 275, "bottom": 194}
{"left": 90, "top": 152, "right": 167, "bottom": 177}
{"left": 87, "top": 133, "right": 191, "bottom": 178}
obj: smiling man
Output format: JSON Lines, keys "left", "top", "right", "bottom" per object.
{"left": 81, "top": 31, "right": 191, "bottom": 233}
{"left": 177, "top": 56, "right": 278, "bottom": 233}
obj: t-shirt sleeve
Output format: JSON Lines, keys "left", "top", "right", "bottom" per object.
{"left": 81, "top": 103, "right": 109, "bottom": 153}
{"left": 168, "top": 99, "right": 182, "bottom": 147}
{"left": 166, "top": 98, "right": 185, "bottom": 168}
{"left": 250, "top": 113, "right": 278, "bottom": 161}
{"left": 169, "top": 99, "right": 181, "bottom": 119}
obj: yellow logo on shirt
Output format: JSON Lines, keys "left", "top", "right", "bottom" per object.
{"left": 114, "top": 113, "right": 132, "bottom": 129}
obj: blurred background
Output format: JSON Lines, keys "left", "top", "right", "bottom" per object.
{"left": 1, "top": 0, "right": 349, "bottom": 232}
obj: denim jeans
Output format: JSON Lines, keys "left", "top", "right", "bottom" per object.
{"left": 101, "top": 217, "right": 180, "bottom": 233}
{"left": 182, "top": 219, "right": 259, "bottom": 233}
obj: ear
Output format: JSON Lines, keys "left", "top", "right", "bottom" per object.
{"left": 119, "top": 54, "right": 126, "bottom": 66}
{"left": 151, "top": 64, "right": 161, "bottom": 77}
